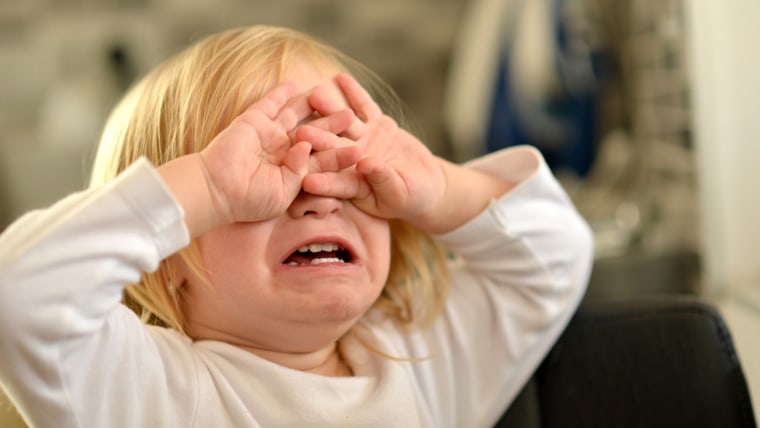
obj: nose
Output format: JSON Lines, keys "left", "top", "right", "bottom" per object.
{"left": 288, "top": 191, "right": 343, "bottom": 218}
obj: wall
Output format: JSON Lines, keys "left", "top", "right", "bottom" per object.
{"left": 687, "top": 0, "right": 760, "bottom": 300}
{"left": 0, "top": 0, "right": 465, "bottom": 229}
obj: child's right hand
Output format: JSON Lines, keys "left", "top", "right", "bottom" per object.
{"left": 160, "top": 82, "right": 361, "bottom": 237}
{"left": 198, "top": 82, "right": 357, "bottom": 226}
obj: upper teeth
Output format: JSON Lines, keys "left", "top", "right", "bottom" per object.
{"left": 298, "top": 243, "right": 341, "bottom": 253}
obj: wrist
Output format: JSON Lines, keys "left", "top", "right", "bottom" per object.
{"left": 413, "top": 160, "right": 515, "bottom": 235}
{"left": 405, "top": 159, "right": 453, "bottom": 234}
{"left": 157, "top": 154, "right": 228, "bottom": 237}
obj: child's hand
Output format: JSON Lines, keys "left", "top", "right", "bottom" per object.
{"left": 199, "top": 82, "right": 356, "bottom": 225}
{"left": 296, "top": 74, "right": 447, "bottom": 229}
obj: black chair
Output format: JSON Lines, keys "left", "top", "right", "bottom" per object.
{"left": 496, "top": 296, "right": 757, "bottom": 428}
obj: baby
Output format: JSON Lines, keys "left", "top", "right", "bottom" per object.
{"left": 0, "top": 26, "right": 593, "bottom": 427}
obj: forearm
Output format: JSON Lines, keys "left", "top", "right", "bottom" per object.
{"left": 0, "top": 159, "right": 187, "bottom": 342}
{"left": 0, "top": 161, "right": 188, "bottom": 349}
{"left": 415, "top": 147, "right": 593, "bottom": 425}
{"left": 436, "top": 145, "right": 593, "bottom": 295}
{"left": 0, "top": 159, "right": 190, "bottom": 426}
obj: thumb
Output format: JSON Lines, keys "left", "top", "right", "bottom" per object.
{"left": 356, "top": 157, "right": 398, "bottom": 194}
{"left": 355, "top": 157, "right": 405, "bottom": 208}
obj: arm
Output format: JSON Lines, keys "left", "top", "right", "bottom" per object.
{"left": 0, "top": 83, "right": 357, "bottom": 427}
{"left": 427, "top": 146, "right": 594, "bottom": 427}
{"left": 0, "top": 160, "right": 193, "bottom": 427}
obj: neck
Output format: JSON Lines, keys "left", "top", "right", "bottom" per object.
{"left": 185, "top": 318, "right": 356, "bottom": 377}
{"left": 243, "top": 341, "right": 353, "bottom": 377}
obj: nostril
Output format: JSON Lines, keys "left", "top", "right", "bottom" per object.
{"left": 289, "top": 193, "right": 343, "bottom": 218}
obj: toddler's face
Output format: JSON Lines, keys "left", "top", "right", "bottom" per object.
{"left": 180, "top": 62, "right": 391, "bottom": 352}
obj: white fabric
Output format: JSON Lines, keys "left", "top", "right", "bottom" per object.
{"left": 0, "top": 145, "right": 593, "bottom": 428}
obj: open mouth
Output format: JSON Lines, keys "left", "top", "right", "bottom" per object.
{"left": 283, "top": 242, "right": 354, "bottom": 266}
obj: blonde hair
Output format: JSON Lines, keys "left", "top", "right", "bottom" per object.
{"left": 90, "top": 25, "right": 448, "bottom": 336}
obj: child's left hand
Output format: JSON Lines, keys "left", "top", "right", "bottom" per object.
{"left": 296, "top": 74, "right": 448, "bottom": 231}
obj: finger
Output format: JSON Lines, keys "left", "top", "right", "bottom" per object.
{"left": 295, "top": 124, "right": 353, "bottom": 152}
{"left": 308, "top": 85, "right": 345, "bottom": 116}
{"left": 308, "top": 146, "right": 363, "bottom": 173}
{"left": 302, "top": 170, "right": 366, "bottom": 200}
{"left": 356, "top": 157, "right": 405, "bottom": 203}
{"left": 335, "top": 73, "right": 383, "bottom": 121}
{"left": 282, "top": 84, "right": 347, "bottom": 132}
{"left": 275, "top": 92, "right": 320, "bottom": 132}
{"left": 297, "top": 113, "right": 367, "bottom": 143}
{"left": 295, "top": 109, "right": 356, "bottom": 140}
{"left": 250, "top": 81, "right": 298, "bottom": 120}
{"left": 340, "top": 117, "right": 368, "bottom": 141}
{"left": 306, "top": 85, "right": 367, "bottom": 139}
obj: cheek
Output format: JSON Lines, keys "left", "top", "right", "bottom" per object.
{"left": 195, "top": 225, "right": 272, "bottom": 285}
{"left": 204, "top": 221, "right": 273, "bottom": 255}
{"left": 369, "top": 222, "right": 392, "bottom": 284}
{"left": 198, "top": 237, "right": 237, "bottom": 282}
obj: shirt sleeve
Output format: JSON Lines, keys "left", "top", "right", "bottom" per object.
{"left": 0, "top": 158, "right": 196, "bottom": 428}
{"left": 402, "top": 145, "right": 594, "bottom": 427}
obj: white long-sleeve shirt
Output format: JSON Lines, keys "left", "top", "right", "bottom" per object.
{"left": 0, "top": 146, "right": 593, "bottom": 428}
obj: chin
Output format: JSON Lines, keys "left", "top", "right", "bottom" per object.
{"left": 294, "top": 278, "right": 382, "bottom": 322}
{"left": 302, "top": 282, "right": 380, "bottom": 324}
{"left": 311, "top": 295, "right": 373, "bottom": 324}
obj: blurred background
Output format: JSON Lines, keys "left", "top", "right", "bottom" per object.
{"left": 0, "top": 0, "right": 758, "bottom": 425}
